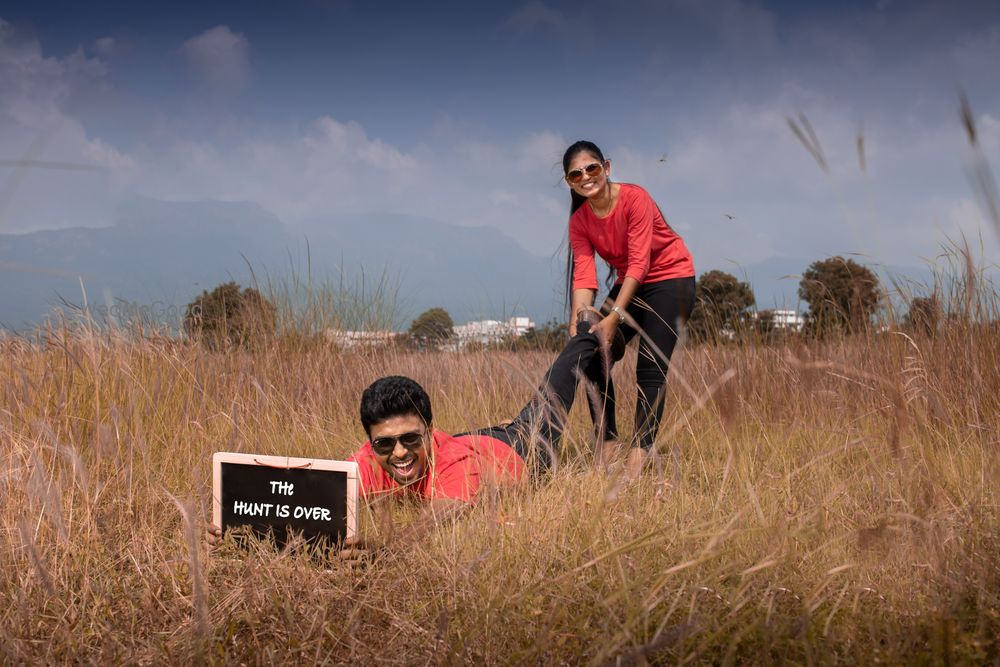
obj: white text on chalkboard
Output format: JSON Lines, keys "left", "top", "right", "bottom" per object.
{"left": 232, "top": 500, "right": 333, "bottom": 522}
{"left": 233, "top": 501, "right": 274, "bottom": 517}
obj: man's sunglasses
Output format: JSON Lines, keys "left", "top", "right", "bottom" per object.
{"left": 371, "top": 430, "right": 425, "bottom": 456}
{"left": 565, "top": 162, "right": 604, "bottom": 184}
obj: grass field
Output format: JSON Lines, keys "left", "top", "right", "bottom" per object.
{"left": 2, "top": 307, "right": 999, "bottom": 664}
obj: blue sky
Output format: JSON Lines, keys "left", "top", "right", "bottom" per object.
{"left": 2, "top": 0, "right": 999, "bottom": 298}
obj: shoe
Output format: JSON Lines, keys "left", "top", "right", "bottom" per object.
{"left": 576, "top": 309, "right": 626, "bottom": 362}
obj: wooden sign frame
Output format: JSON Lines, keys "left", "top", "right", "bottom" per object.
{"left": 212, "top": 452, "right": 359, "bottom": 545}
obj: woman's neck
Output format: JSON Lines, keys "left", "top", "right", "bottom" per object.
{"left": 588, "top": 182, "right": 617, "bottom": 217}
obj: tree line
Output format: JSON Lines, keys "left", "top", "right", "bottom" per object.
{"left": 687, "top": 256, "right": 941, "bottom": 343}
{"left": 182, "top": 256, "right": 944, "bottom": 351}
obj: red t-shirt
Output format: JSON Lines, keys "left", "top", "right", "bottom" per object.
{"left": 569, "top": 183, "right": 694, "bottom": 291}
{"left": 348, "top": 430, "right": 526, "bottom": 502}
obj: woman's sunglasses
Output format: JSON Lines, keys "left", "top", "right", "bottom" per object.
{"left": 371, "top": 430, "right": 425, "bottom": 456}
{"left": 565, "top": 162, "right": 604, "bottom": 184}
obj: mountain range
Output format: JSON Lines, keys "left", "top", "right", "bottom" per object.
{"left": 0, "top": 197, "right": 938, "bottom": 332}
{"left": 0, "top": 198, "right": 564, "bottom": 331}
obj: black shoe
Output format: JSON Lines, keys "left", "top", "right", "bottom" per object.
{"left": 576, "top": 309, "right": 626, "bottom": 362}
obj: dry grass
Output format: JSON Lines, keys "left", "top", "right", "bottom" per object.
{"left": 1, "top": 305, "right": 999, "bottom": 665}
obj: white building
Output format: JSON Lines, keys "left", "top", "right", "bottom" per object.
{"left": 451, "top": 316, "right": 535, "bottom": 349}
{"left": 767, "top": 309, "right": 805, "bottom": 331}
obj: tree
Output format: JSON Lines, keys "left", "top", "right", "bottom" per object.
{"left": 688, "top": 270, "right": 756, "bottom": 343}
{"left": 798, "top": 256, "right": 880, "bottom": 336}
{"left": 905, "top": 294, "right": 942, "bottom": 336}
{"left": 184, "top": 281, "right": 277, "bottom": 350}
{"left": 407, "top": 307, "right": 455, "bottom": 350}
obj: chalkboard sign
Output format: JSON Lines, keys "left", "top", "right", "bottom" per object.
{"left": 212, "top": 452, "right": 359, "bottom": 548}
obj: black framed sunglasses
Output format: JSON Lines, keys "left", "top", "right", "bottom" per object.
{"left": 371, "top": 430, "right": 425, "bottom": 456}
{"left": 565, "top": 162, "right": 604, "bottom": 184}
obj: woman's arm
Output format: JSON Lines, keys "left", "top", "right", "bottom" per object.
{"left": 597, "top": 276, "right": 640, "bottom": 341}
{"left": 568, "top": 217, "right": 599, "bottom": 336}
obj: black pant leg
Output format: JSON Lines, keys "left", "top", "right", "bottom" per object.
{"left": 508, "top": 331, "right": 602, "bottom": 472}
{"left": 584, "top": 357, "right": 618, "bottom": 441}
{"left": 629, "top": 277, "right": 695, "bottom": 450}
{"left": 582, "top": 283, "right": 644, "bottom": 442}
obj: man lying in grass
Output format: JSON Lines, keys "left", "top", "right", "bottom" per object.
{"left": 360, "top": 322, "right": 612, "bottom": 506}
{"left": 208, "top": 310, "right": 621, "bottom": 553}
{"left": 349, "top": 308, "right": 630, "bottom": 510}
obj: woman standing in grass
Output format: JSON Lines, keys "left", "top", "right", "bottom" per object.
{"left": 562, "top": 140, "right": 695, "bottom": 476}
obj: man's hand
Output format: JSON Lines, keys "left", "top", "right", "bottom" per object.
{"left": 206, "top": 522, "right": 222, "bottom": 547}
{"left": 337, "top": 536, "right": 380, "bottom": 569}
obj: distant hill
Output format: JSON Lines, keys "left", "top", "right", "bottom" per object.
{"left": 0, "top": 198, "right": 288, "bottom": 331}
{"left": 0, "top": 198, "right": 563, "bottom": 331}
{"left": 0, "top": 197, "right": 943, "bottom": 333}
{"left": 287, "top": 214, "right": 565, "bottom": 323}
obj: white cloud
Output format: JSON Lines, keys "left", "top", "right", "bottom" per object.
{"left": 2, "top": 7, "right": 999, "bottom": 284}
{"left": 940, "top": 197, "right": 985, "bottom": 243}
{"left": 0, "top": 19, "right": 105, "bottom": 130}
{"left": 515, "top": 131, "right": 566, "bottom": 173}
{"left": 179, "top": 25, "right": 251, "bottom": 95}
{"left": 596, "top": 80, "right": 1000, "bottom": 272}
{"left": 0, "top": 19, "right": 120, "bottom": 232}
{"left": 312, "top": 117, "right": 419, "bottom": 171}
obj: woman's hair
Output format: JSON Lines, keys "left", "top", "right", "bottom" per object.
{"left": 563, "top": 140, "right": 606, "bottom": 215}
{"left": 562, "top": 140, "right": 610, "bottom": 310}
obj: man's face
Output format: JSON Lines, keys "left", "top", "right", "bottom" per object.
{"left": 368, "top": 413, "right": 430, "bottom": 486}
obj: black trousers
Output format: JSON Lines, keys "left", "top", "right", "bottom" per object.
{"left": 586, "top": 276, "right": 695, "bottom": 450}
{"left": 466, "top": 329, "right": 604, "bottom": 474}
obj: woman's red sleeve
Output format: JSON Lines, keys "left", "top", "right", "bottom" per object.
{"left": 624, "top": 190, "right": 654, "bottom": 283}
{"left": 569, "top": 218, "right": 598, "bottom": 291}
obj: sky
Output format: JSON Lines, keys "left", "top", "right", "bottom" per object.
{"left": 2, "top": 0, "right": 1000, "bottom": 289}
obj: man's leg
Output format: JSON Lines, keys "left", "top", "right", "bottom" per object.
{"left": 501, "top": 331, "right": 603, "bottom": 473}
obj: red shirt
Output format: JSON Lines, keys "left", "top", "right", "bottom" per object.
{"left": 570, "top": 183, "right": 694, "bottom": 291}
{"left": 348, "top": 430, "right": 526, "bottom": 502}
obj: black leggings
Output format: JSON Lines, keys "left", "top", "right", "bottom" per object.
{"left": 466, "top": 330, "right": 604, "bottom": 474}
{"left": 586, "top": 276, "right": 695, "bottom": 450}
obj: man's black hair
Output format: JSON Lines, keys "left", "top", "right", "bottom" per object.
{"left": 359, "top": 375, "right": 433, "bottom": 436}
